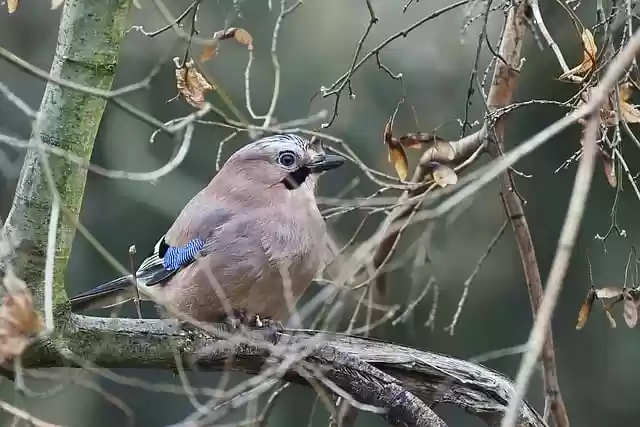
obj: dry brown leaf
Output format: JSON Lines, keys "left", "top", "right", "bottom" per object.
{"left": 388, "top": 145, "right": 408, "bottom": 180}
{"left": 575, "top": 288, "right": 596, "bottom": 330}
{"left": 624, "top": 297, "right": 638, "bottom": 327}
{"left": 620, "top": 102, "right": 640, "bottom": 123}
{"left": 602, "top": 156, "right": 617, "bottom": 187}
{"left": 202, "top": 28, "right": 254, "bottom": 62}
{"left": 384, "top": 119, "right": 409, "bottom": 180}
{"left": 432, "top": 164, "right": 458, "bottom": 188}
{"left": 7, "top": 0, "right": 19, "bottom": 13}
{"left": 609, "top": 82, "right": 640, "bottom": 123}
{"left": 604, "top": 307, "right": 617, "bottom": 328}
{"left": 174, "top": 57, "right": 215, "bottom": 108}
{"left": 232, "top": 28, "right": 253, "bottom": 48}
{"left": 559, "top": 29, "right": 597, "bottom": 81}
{"left": 595, "top": 286, "right": 624, "bottom": 299}
{"left": 200, "top": 45, "right": 217, "bottom": 62}
{"left": 0, "top": 274, "right": 44, "bottom": 364}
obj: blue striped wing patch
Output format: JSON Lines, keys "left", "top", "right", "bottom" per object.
{"left": 163, "top": 238, "right": 206, "bottom": 271}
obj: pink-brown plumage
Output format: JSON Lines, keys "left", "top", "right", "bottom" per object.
{"left": 69, "top": 134, "right": 343, "bottom": 324}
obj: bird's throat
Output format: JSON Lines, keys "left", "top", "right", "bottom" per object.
{"left": 283, "top": 166, "right": 311, "bottom": 190}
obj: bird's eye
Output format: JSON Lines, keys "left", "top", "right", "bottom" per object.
{"left": 278, "top": 152, "right": 296, "bottom": 168}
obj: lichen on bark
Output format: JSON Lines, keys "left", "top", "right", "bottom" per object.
{"left": 2, "top": 0, "right": 133, "bottom": 313}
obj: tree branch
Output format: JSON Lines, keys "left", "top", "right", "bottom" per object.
{"left": 1, "top": 0, "right": 134, "bottom": 312}
{"left": 19, "top": 315, "right": 544, "bottom": 427}
{"left": 483, "top": 3, "right": 569, "bottom": 426}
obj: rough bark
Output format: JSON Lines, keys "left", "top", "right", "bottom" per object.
{"left": 17, "top": 315, "right": 545, "bottom": 427}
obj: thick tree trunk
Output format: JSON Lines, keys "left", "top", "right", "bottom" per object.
{"left": 2, "top": 0, "right": 132, "bottom": 310}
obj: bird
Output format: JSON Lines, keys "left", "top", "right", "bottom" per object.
{"left": 69, "top": 133, "right": 344, "bottom": 333}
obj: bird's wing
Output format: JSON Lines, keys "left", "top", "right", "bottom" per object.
{"left": 136, "top": 234, "right": 206, "bottom": 286}
{"left": 69, "top": 205, "right": 234, "bottom": 312}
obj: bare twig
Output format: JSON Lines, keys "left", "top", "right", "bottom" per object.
{"left": 529, "top": 0, "right": 571, "bottom": 74}
{"left": 0, "top": 47, "right": 170, "bottom": 133}
{"left": 445, "top": 219, "right": 508, "bottom": 335}
{"left": 0, "top": 400, "right": 61, "bottom": 427}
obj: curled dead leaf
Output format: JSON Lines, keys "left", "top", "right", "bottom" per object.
{"left": 595, "top": 286, "right": 624, "bottom": 299}
{"left": 575, "top": 288, "right": 596, "bottom": 330}
{"left": 231, "top": 28, "right": 253, "bottom": 48}
{"left": 602, "top": 156, "right": 617, "bottom": 187}
{"left": 0, "top": 274, "right": 44, "bottom": 364}
{"left": 200, "top": 46, "right": 218, "bottom": 62}
{"left": 6, "top": 0, "right": 19, "bottom": 13}
{"left": 620, "top": 102, "right": 640, "bottom": 123}
{"left": 604, "top": 307, "right": 617, "bottom": 328}
{"left": 618, "top": 83, "right": 640, "bottom": 123}
{"left": 388, "top": 146, "right": 409, "bottom": 180}
{"left": 623, "top": 297, "right": 638, "bottom": 328}
{"left": 431, "top": 164, "right": 458, "bottom": 188}
{"left": 174, "top": 57, "right": 215, "bottom": 108}
{"left": 384, "top": 119, "right": 409, "bottom": 180}
{"left": 559, "top": 28, "right": 597, "bottom": 81}
{"left": 202, "top": 27, "right": 254, "bottom": 62}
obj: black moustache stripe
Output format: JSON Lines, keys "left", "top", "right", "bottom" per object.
{"left": 282, "top": 166, "right": 311, "bottom": 190}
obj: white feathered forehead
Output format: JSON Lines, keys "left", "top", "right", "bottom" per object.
{"left": 228, "top": 133, "right": 326, "bottom": 163}
{"left": 256, "top": 133, "right": 309, "bottom": 148}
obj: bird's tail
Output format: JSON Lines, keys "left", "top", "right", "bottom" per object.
{"left": 69, "top": 275, "right": 137, "bottom": 312}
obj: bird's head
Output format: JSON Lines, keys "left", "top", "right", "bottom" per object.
{"left": 222, "top": 134, "right": 345, "bottom": 192}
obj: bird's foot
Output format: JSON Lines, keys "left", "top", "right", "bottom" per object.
{"left": 216, "top": 310, "right": 282, "bottom": 345}
{"left": 248, "top": 315, "right": 283, "bottom": 345}
{"left": 219, "top": 308, "right": 250, "bottom": 332}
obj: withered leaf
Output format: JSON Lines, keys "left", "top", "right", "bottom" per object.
{"left": 384, "top": 119, "right": 409, "bottom": 180}
{"left": 603, "top": 305, "right": 617, "bottom": 328}
{"left": 202, "top": 27, "right": 254, "bottom": 62}
{"left": 575, "top": 288, "right": 596, "bottom": 330}
{"left": 559, "top": 28, "right": 597, "bottom": 81}
{"left": 232, "top": 28, "right": 253, "bottom": 48}
{"left": 432, "top": 164, "right": 458, "bottom": 188}
{"left": 623, "top": 297, "right": 638, "bottom": 327}
{"left": 174, "top": 57, "right": 215, "bottom": 108}
{"left": 618, "top": 83, "right": 640, "bottom": 123}
{"left": 200, "top": 45, "right": 218, "bottom": 62}
{"left": 620, "top": 103, "right": 640, "bottom": 123}
{"left": 388, "top": 146, "right": 409, "bottom": 180}
{"left": 0, "top": 274, "right": 44, "bottom": 364}
{"left": 602, "top": 156, "right": 617, "bottom": 187}
{"left": 595, "top": 286, "right": 624, "bottom": 299}
{"left": 7, "top": 0, "right": 19, "bottom": 13}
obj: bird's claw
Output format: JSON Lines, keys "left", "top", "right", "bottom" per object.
{"left": 249, "top": 315, "right": 283, "bottom": 345}
{"left": 217, "top": 309, "right": 283, "bottom": 344}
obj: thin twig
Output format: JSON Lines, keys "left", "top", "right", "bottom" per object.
{"left": 0, "top": 400, "right": 61, "bottom": 427}
{"left": 445, "top": 219, "right": 508, "bottom": 335}
{"left": 529, "top": 0, "right": 571, "bottom": 73}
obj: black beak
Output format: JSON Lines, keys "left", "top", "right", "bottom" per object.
{"left": 307, "top": 154, "right": 345, "bottom": 173}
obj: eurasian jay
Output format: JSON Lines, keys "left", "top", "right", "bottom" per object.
{"left": 69, "top": 133, "right": 344, "bottom": 329}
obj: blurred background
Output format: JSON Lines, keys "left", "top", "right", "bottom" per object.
{"left": 1, "top": 0, "right": 639, "bottom": 426}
